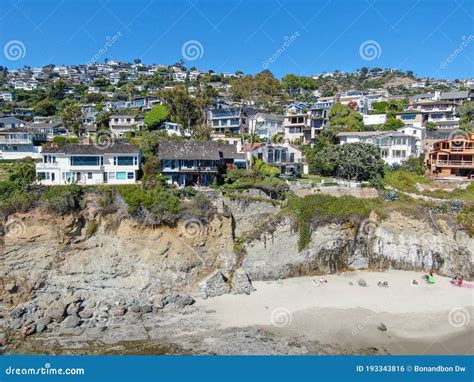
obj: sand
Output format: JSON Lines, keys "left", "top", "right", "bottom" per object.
{"left": 199, "top": 270, "right": 474, "bottom": 354}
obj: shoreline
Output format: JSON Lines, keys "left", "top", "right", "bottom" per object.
{"left": 199, "top": 270, "right": 474, "bottom": 355}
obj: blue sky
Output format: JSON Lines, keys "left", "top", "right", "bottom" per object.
{"left": 0, "top": 0, "right": 473, "bottom": 79}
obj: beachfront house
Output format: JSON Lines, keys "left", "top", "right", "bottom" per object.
{"left": 36, "top": 143, "right": 141, "bottom": 185}
{"left": 157, "top": 141, "right": 245, "bottom": 187}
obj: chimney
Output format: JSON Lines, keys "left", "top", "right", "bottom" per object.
{"left": 83, "top": 138, "right": 90, "bottom": 145}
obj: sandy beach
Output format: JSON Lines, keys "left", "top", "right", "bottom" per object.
{"left": 199, "top": 270, "right": 474, "bottom": 355}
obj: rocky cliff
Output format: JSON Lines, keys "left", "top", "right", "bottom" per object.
{"left": 1, "top": 192, "right": 472, "bottom": 352}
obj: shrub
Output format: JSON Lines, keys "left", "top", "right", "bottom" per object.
{"left": 384, "top": 190, "right": 399, "bottom": 201}
{"left": 117, "top": 184, "right": 181, "bottom": 225}
{"left": 40, "top": 185, "right": 84, "bottom": 215}
{"left": 85, "top": 220, "right": 98, "bottom": 238}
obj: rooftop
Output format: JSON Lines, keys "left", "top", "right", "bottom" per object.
{"left": 41, "top": 143, "right": 140, "bottom": 155}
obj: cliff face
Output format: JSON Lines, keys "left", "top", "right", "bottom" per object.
{"left": 1, "top": 209, "right": 236, "bottom": 308}
{"left": 1, "top": 197, "right": 473, "bottom": 310}
{"left": 241, "top": 212, "right": 473, "bottom": 281}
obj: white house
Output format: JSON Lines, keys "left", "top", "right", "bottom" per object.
{"left": 337, "top": 131, "right": 419, "bottom": 166}
{"left": 247, "top": 112, "right": 283, "bottom": 140}
{"left": 245, "top": 142, "right": 307, "bottom": 176}
{"left": 363, "top": 114, "right": 387, "bottom": 127}
{"left": 160, "top": 121, "right": 191, "bottom": 137}
{"left": 109, "top": 115, "right": 145, "bottom": 137}
{"left": 36, "top": 143, "right": 141, "bottom": 185}
{"left": 0, "top": 128, "right": 46, "bottom": 160}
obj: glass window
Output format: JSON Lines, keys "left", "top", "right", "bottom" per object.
{"left": 183, "top": 160, "right": 194, "bottom": 168}
{"left": 71, "top": 156, "right": 99, "bottom": 166}
{"left": 163, "top": 160, "right": 171, "bottom": 168}
{"left": 281, "top": 150, "right": 287, "bottom": 163}
{"left": 116, "top": 172, "right": 126, "bottom": 180}
{"left": 268, "top": 149, "right": 273, "bottom": 163}
{"left": 117, "top": 156, "right": 134, "bottom": 165}
{"left": 274, "top": 150, "right": 280, "bottom": 162}
{"left": 37, "top": 172, "right": 45, "bottom": 180}
{"left": 109, "top": 172, "right": 116, "bottom": 180}
{"left": 127, "top": 172, "right": 134, "bottom": 179}
{"left": 87, "top": 172, "right": 93, "bottom": 179}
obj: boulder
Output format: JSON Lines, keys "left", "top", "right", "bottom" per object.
{"left": 63, "top": 315, "right": 80, "bottom": 329}
{"left": 358, "top": 279, "right": 367, "bottom": 287}
{"left": 46, "top": 301, "right": 67, "bottom": 322}
{"left": 378, "top": 323, "right": 387, "bottom": 332}
{"left": 129, "top": 304, "right": 140, "bottom": 313}
{"left": 9, "top": 319, "right": 22, "bottom": 330}
{"left": 111, "top": 307, "right": 126, "bottom": 317}
{"left": 140, "top": 304, "right": 153, "bottom": 314}
{"left": 232, "top": 269, "right": 255, "bottom": 295}
{"left": 66, "top": 303, "right": 80, "bottom": 316}
{"left": 79, "top": 308, "right": 93, "bottom": 319}
{"left": 199, "top": 271, "right": 230, "bottom": 299}
{"left": 176, "top": 295, "right": 195, "bottom": 307}
{"left": 10, "top": 307, "right": 25, "bottom": 319}
{"left": 21, "top": 324, "right": 36, "bottom": 337}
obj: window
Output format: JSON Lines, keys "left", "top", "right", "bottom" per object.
{"left": 183, "top": 160, "right": 194, "bottom": 168}
{"left": 71, "top": 156, "right": 99, "bottom": 166}
{"left": 134, "top": 156, "right": 138, "bottom": 166}
{"left": 87, "top": 172, "right": 93, "bottom": 179}
{"left": 127, "top": 172, "right": 134, "bottom": 179}
{"left": 116, "top": 172, "right": 126, "bottom": 180}
{"left": 380, "top": 149, "right": 389, "bottom": 158}
{"left": 268, "top": 149, "right": 274, "bottom": 163}
{"left": 290, "top": 153, "right": 295, "bottom": 162}
{"left": 37, "top": 172, "right": 46, "bottom": 180}
{"left": 113, "top": 156, "right": 117, "bottom": 165}
{"left": 109, "top": 172, "right": 116, "bottom": 180}
{"left": 281, "top": 150, "right": 287, "bottom": 163}
{"left": 274, "top": 149, "right": 280, "bottom": 162}
{"left": 117, "top": 156, "right": 134, "bottom": 166}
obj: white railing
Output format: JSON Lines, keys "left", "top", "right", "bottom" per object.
{"left": 36, "top": 162, "right": 59, "bottom": 169}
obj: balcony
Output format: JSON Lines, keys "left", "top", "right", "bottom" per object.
{"left": 163, "top": 166, "right": 218, "bottom": 173}
{"left": 36, "top": 162, "right": 59, "bottom": 169}
{"left": 2, "top": 138, "right": 33, "bottom": 144}
{"left": 432, "top": 160, "right": 474, "bottom": 167}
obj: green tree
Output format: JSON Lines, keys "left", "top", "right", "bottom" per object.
{"left": 425, "top": 121, "right": 438, "bottom": 131}
{"left": 34, "top": 99, "right": 57, "bottom": 116}
{"left": 7, "top": 158, "right": 36, "bottom": 189}
{"left": 383, "top": 117, "right": 404, "bottom": 131}
{"left": 144, "top": 104, "right": 170, "bottom": 130}
{"left": 61, "top": 101, "right": 84, "bottom": 137}
{"left": 458, "top": 101, "right": 474, "bottom": 131}
{"left": 329, "top": 104, "right": 364, "bottom": 132}
{"left": 309, "top": 142, "right": 385, "bottom": 181}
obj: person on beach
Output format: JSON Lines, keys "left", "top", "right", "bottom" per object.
{"left": 429, "top": 269, "right": 433, "bottom": 277}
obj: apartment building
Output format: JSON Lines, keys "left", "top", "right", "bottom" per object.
{"left": 109, "top": 115, "right": 145, "bottom": 137}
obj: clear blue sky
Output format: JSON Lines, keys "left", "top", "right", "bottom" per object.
{"left": 1, "top": 0, "right": 473, "bottom": 79}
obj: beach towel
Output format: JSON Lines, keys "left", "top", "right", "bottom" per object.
{"left": 427, "top": 275, "right": 435, "bottom": 284}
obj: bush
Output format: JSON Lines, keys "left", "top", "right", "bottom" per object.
{"left": 254, "top": 158, "right": 280, "bottom": 177}
{"left": 85, "top": 220, "right": 98, "bottom": 238}
{"left": 117, "top": 184, "right": 181, "bottom": 225}
{"left": 40, "top": 185, "right": 84, "bottom": 215}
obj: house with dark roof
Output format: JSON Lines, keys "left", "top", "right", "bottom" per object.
{"left": 157, "top": 141, "right": 245, "bottom": 186}
{"left": 0, "top": 117, "right": 27, "bottom": 130}
{"left": 36, "top": 143, "right": 141, "bottom": 185}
